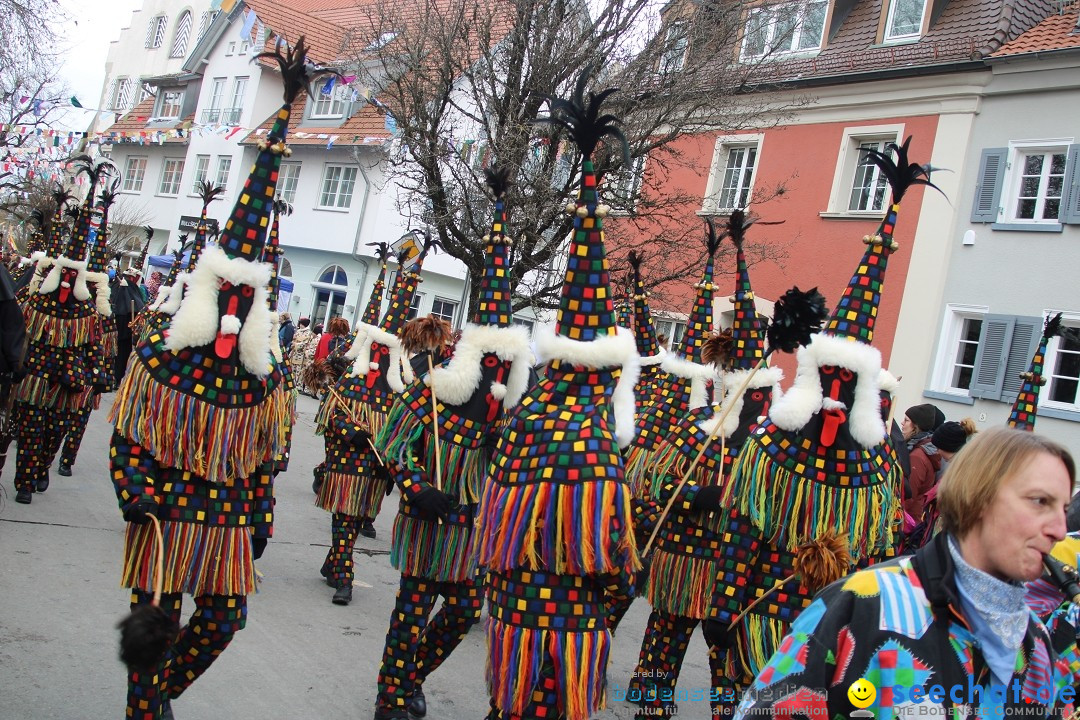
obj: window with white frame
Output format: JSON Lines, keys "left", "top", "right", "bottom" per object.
{"left": 239, "top": 41, "right": 250, "bottom": 55}
{"left": 1010, "top": 147, "right": 1067, "bottom": 223}
{"left": 157, "top": 90, "right": 183, "bottom": 119}
{"left": 884, "top": 0, "right": 927, "bottom": 42}
{"left": 407, "top": 293, "right": 425, "bottom": 321}
{"left": 277, "top": 162, "right": 301, "bottom": 204}
{"left": 190, "top": 155, "right": 210, "bottom": 194}
{"left": 1044, "top": 313, "right": 1080, "bottom": 412}
{"left": 226, "top": 42, "right": 236, "bottom": 56}
{"left": 230, "top": 77, "right": 248, "bottom": 111}
{"left": 209, "top": 78, "right": 225, "bottom": 109}
{"left": 159, "top": 158, "right": 185, "bottom": 196}
{"left": 654, "top": 319, "right": 687, "bottom": 349}
{"left": 848, "top": 139, "right": 893, "bottom": 212}
{"left": 431, "top": 298, "right": 458, "bottom": 326}
{"left": 111, "top": 77, "right": 131, "bottom": 110}
{"left": 138, "top": 82, "right": 153, "bottom": 103}
{"left": 311, "top": 82, "right": 347, "bottom": 119}
{"left": 823, "top": 125, "right": 904, "bottom": 215}
{"left": 741, "top": 0, "right": 827, "bottom": 61}
{"left": 659, "top": 22, "right": 689, "bottom": 74}
{"left": 318, "top": 165, "right": 358, "bottom": 209}
{"left": 146, "top": 14, "right": 168, "bottom": 48}
{"left": 930, "top": 305, "right": 987, "bottom": 394}
{"left": 198, "top": 10, "right": 218, "bottom": 39}
{"left": 702, "top": 135, "right": 762, "bottom": 213}
{"left": 123, "top": 157, "right": 148, "bottom": 192}
{"left": 170, "top": 11, "right": 192, "bottom": 58}
{"left": 215, "top": 156, "right": 232, "bottom": 190}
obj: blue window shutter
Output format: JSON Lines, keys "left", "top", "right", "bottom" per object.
{"left": 1062, "top": 144, "right": 1080, "bottom": 224}
{"left": 971, "top": 148, "right": 1007, "bottom": 223}
{"left": 969, "top": 314, "right": 1014, "bottom": 400}
{"left": 1000, "top": 316, "right": 1042, "bottom": 403}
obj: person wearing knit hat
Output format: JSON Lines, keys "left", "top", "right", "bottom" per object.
{"left": 106, "top": 39, "right": 318, "bottom": 720}
{"left": 901, "top": 402, "right": 938, "bottom": 438}
{"left": 705, "top": 137, "right": 939, "bottom": 709}
{"left": 475, "top": 68, "right": 640, "bottom": 720}
{"left": 11, "top": 163, "right": 112, "bottom": 504}
{"left": 901, "top": 417, "right": 979, "bottom": 551}
{"left": 933, "top": 417, "right": 976, "bottom": 458}
{"left": 630, "top": 210, "right": 784, "bottom": 719}
{"left": 56, "top": 178, "right": 122, "bottom": 477}
{"left": 312, "top": 238, "right": 426, "bottom": 607}
{"left": 372, "top": 167, "right": 534, "bottom": 720}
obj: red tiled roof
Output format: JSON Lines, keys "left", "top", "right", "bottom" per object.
{"left": 239, "top": 91, "right": 390, "bottom": 147}
{"left": 105, "top": 98, "right": 191, "bottom": 143}
{"left": 243, "top": 0, "right": 348, "bottom": 64}
{"left": 992, "top": 8, "right": 1080, "bottom": 56}
{"left": 732, "top": 0, "right": 1060, "bottom": 84}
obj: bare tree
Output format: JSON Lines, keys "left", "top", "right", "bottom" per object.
{"left": 0, "top": 0, "right": 64, "bottom": 75}
{"left": 338, "top": 0, "right": 804, "bottom": 315}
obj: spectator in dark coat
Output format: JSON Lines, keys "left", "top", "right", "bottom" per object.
{"left": 901, "top": 403, "right": 942, "bottom": 520}
{"left": 0, "top": 263, "right": 26, "bottom": 381}
{"left": 278, "top": 312, "right": 295, "bottom": 352}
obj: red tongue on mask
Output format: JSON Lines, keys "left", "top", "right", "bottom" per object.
{"left": 214, "top": 295, "right": 240, "bottom": 359}
{"left": 821, "top": 379, "right": 847, "bottom": 448}
{"left": 58, "top": 284, "right": 70, "bottom": 303}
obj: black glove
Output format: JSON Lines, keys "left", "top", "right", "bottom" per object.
{"left": 252, "top": 537, "right": 267, "bottom": 560}
{"left": 702, "top": 619, "right": 736, "bottom": 651}
{"left": 372, "top": 462, "right": 394, "bottom": 495}
{"left": 691, "top": 485, "right": 725, "bottom": 514}
{"left": 349, "top": 427, "right": 373, "bottom": 449}
{"left": 411, "top": 486, "right": 452, "bottom": 521}
{"left": 122, "top": 497, "right": 158, "bottom": 525}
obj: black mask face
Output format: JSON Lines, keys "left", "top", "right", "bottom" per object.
{"left": 56, "top": 266, "right": 80, "bottom": 306}
{"left": 213, "top": 279, "right": 256, "bottom": 361}
{"left": 879, "top": 389, "right": 893, "bottom": 425}
{"left": 729, "top": 386, "right": 773, "bottom": 448}
{"left": 804, "top": 364, "right": 859, "bottom": 450}
{"left": 366, "top": 342, "right": 393, "bottom": 393}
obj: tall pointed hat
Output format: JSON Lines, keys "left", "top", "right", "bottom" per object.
{"left": 84, "top": 184, "right": 118, "bottom": 317}
{"left": 360, "top": 242, "right": 392, "bottom": 326}
{"left": 265, "top": 199, "right": 291, "bottom": 320}
{"left": 1007, "top": 313, "right": 1063, "bottom": 431}
{"left": 42, "top": 185, "right": 74, "bottom": 259}
{"left": 477, "top": 66, "right": 640, "bottom": 603}
{"left": 627, "top": 251, "right": 665, "bottom": 407}
{"left": 623, "top": 224, "right": 723, "bottom": 497}
{"left": 190, "top": 181, "right": 225, "bottom": 269}
{"left": 65, "top": 155, "right": 114, "bottom": 263}
{"left": 379, "top": 166, "right": 533, "bottom": 550}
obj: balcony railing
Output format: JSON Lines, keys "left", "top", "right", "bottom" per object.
{"left": 200, "top": 107, "right": 242, "bottom": 125}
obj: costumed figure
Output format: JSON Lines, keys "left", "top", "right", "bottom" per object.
{"left": 630, "top": 211, "right": 785, "bottom": 718}
{"left": 312, "top": 237, "right": 431, "bottom": 605}
{"left": 106, "top": 39, "right": 313, "bottom": 720}
{"left": 475, "top": 68, "right": 641, "bottom": 720}
{"left": 13, "top": 209, "right": 46, "bottom": 299}
{"left": 703, "top": 138, "right": 937, "bottom": 709}
{"left": 132, "top": 181, "right": 223, "bottom": 344}
{"left": 372, "top": 167, "right": 534, "bottom": 720}
{"left": 111, "top": 238, "right": 150, "bottom": 385}
{"left": 264, "top": 199, "right": 296, "bottom": 477}
{"left": 1007, "top": 312, "right": 1063, "bottom": 432}
{"left": 11, "top": 176, "right": 110, "bottom": 503}
{"left": 58, "top": 173, "right": 121, "bottom": 476}
{"left": 606, "top": 225, "right": 724, "bottom": 636}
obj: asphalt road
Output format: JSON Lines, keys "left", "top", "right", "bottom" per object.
{"left": 0, "top": 392, "right": 712, "bottom": 720}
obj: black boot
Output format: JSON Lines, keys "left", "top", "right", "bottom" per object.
{"left": 57, "top": 462, "right": 72, "bottom": 477}
{"left": 359, "top": 518, "right": 377, "bottom": 539}
{"left": 15, "top": 488, "right": 32, "bottom": 504}
{"left": 332, "top": 585, "right": 352, "bottom": 605}
{"left": 36, "top": 475, "right": 50, "bottom": 492}
{"left": 161, "top": 699, "right": 174, "bottom": 720}
{"left": 408, "top": 687, "right": 427, "bottom": 718}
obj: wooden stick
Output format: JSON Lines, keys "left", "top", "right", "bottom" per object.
{"left": 148, "top": 514, "right": 164, "bottom": 607}
{"left": 327, "top": 386, "right": 386, "bottom": 466}
{"left": 427, "top": 354, "right": 443, "bottom": 492}
{"left": 642, "top": 356, "right": 767, "bottom": 557}
{"left": 726, "top": 574, "right": 797, "bottom": 631}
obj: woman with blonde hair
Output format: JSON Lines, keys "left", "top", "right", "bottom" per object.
{"left": 736, "top": 427, "right": 1075, "bottom": 718}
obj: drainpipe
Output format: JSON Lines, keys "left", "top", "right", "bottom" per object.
{"left": 348, "top": 147, "right": 374, "bottom": 327}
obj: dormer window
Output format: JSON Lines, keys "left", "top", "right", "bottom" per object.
{"left": 659, "top": 22, "right": 689, "bottom": 75}
{"left": 741, "top": 1, "right": 827, "bottom": 61}
{"left": 157, "top": 90, "right": 183, "bottom": 119}
{"left": 311, "top": 83, "right": 348, "bottom": 119}
{"left": 884, "top": 0, "right": 927, "bottom": 42}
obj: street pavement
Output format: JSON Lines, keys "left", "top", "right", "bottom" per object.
{"left": 0, "top": 392, "right": 713, "bottom": 720}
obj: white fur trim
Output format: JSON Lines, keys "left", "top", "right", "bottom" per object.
{"left": 347, "top": 323, "right": 410, "bottom": 392}
{"left": 489, "top": 382, "right": 507, "bottom": 400}
{"left": 85, "top": 271, "right": 113, "bottom": 316}
{"left": 639, "top": 346, "right": 666, "bottom": 367}
{"left": 164, "top": 245, "right": 275, "bottom": 377}
{"left": 768, "top": 333, "right": 884, "bottom": 448}
{"left": 38, "top": 256, "right": 90, "bottom": 301}
{"left": 220, "top": 315, "right": 241, "bottom": 335}
{"left": 878, "top": 368, "right": 900, "bottom": 395}
{"left": 428, "top": 324, "right": 533, "bottom": 409}
{"left": 662, "top": 351, "right": 724, "bottom": 411}
{"left": 152, "top": 275, "right": 189, "bottom": 315}
{"left": 715, "top": 365, "right": 785, "bottom": 437}
{"left": 534, "top": 324, "right": 640, "bottom": 447}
